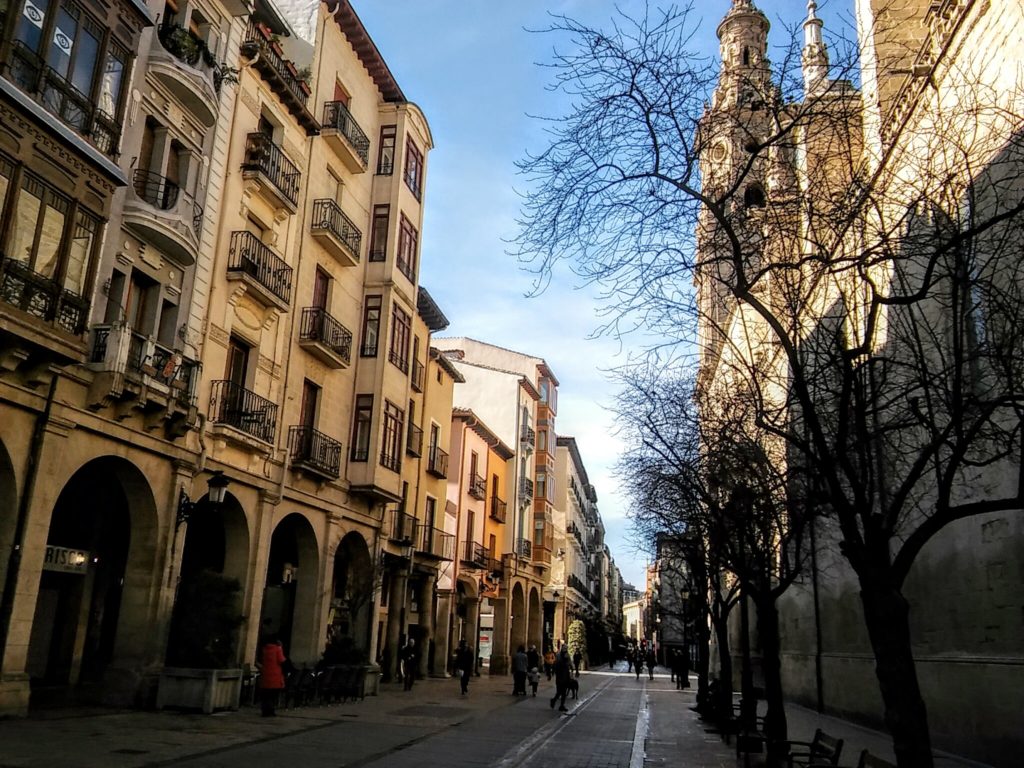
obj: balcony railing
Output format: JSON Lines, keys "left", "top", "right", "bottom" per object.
{"left": 241, "top": 20, "right": 310, "bottom": 108}
{"left": 518, "top": 477, "right": 534, "bottom": 501}
{"left": 299, "top": 307, "right": 352, "bottom": 365}
{"left": 515, "top": 538, "right": 532, "bottom": 559}
{"left": 427, "top": 445, "right": 449, "bottom": 478}
{"left": 390, "top": 510, "right": 418, "bottom": 544}
{"left": 7, "top": 41, "right": 120, "bottom": 157}
{"left": 242, "top": 132, "right": 300, "bottom": 208}
{"left": 227, "top": 231, "right": 293, "bottom": 305}
{"left": 311, "top": 198, "right": 361, "bottom": 264}
{"left": 488, "top": 556, "right": 503, "bottom": 577}
{"left": 209, "top": 380, "right": 277, "bottom": 443}
{"left": 0, "top": 253, "right": 88, "bottom": 335}
{"left": 468, "top": 473, "right": 487, "bottom": 500}
{"left": 406, "top": 422, "right": 423, "bottom": 457}
{"left": 322, "top": 100, "right": 370, "bottom": 165}
{"left": 464, "top": 541, "right": 489, "bottom": 568}
{"left": 489, "top": 496, "right": 507, "bottom": 524}
{"left": 418, "top": 526, "right": 455, "bottom": 560}
{"left": 411, "top": 358, "right": 425, "bottom": 392}
{"left": 90, "top": 325, "right": 199, "bottom": 407}
{"left": 288, "top": 424, "right": 342, "bottom": 478}
{"left": 132, "top": 170, "right": 203, "bottom": 236}
{"left": 520, "top": 425, "right": 536, "bottom": 447}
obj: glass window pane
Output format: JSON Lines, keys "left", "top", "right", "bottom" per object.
{"left": 0, "top": 157, "right": 13, "bottom": 223}
{"left": 64, "top": 209, "right": 97, "bottom": 294}
{"left": 10, "top": 177, "right": 43, "bottom": 265}
{"left": 15, "top": 0, "right": 49, "bottom": 52}
{"left": 48, "top": 6, "right": 78, "bottom": 79}
{"left": 70, "top": 24, "right": 99, "bottom": 96}
{"left": 36, "top": 193, "right": 68, "bottom": 278}
{"left": 98, "top": 47, "right": 125, "bottom": 118}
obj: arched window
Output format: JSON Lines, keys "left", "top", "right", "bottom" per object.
{"left": 744, "top": 184, "right": 766, "bottom": 208}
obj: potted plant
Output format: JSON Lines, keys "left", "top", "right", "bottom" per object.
{"left": 157, "top": 569, "right": 245, "bottom": 713}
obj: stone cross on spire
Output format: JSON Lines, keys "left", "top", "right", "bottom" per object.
{"left": 802, "top": 0, "right": 830, "bottom": 96}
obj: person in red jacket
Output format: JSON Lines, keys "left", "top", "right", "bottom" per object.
{"left": 258, "top": 634, "right": 288, "bottom": 716}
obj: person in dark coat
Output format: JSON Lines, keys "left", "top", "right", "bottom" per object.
{"left": 550, "top": 642, "right": 572, "bottom": 712}
{"left": 512, "top": 645, "right": 528, "bottom": 695}
{"left": 454, "top": 639, "right": 474, "bottom": 695}
{"left": 572, "top": 648, "right": 583, "bottom": 678}
{"left": 399, "top": 638, "right": 418, "bottom": 691}
{"left": 673, "top": 647, "right": 690, "bottom": 689}
{"left": 646, "top": 647, "right": 656, "bottom": 680}
{"left": 257, "top": 634, "right": 287, "bottom": 717}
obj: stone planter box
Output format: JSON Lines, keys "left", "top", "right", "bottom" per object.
{"left": 156, "top": 667, "right": 242, "bottom": 713}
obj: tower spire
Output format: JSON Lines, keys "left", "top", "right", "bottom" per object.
{"left": 802, "top": 0, "right": 830, "bottom": 96}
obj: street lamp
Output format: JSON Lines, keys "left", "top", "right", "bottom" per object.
{"left": 176, "top": 471, "right": 230, "bottom": 528}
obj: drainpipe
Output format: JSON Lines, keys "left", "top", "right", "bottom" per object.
{"left": 0, "top": 373, "right": 58, "bottom": 673}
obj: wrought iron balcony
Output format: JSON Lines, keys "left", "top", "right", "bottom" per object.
{"left": 427, "top": 445, "right": 449, "bottom": 478}
{"left": 241, "top": 132, "right": 301, "bottom": 210}
{"left": 468, "top": 473, "right": 487, "bottom": 500}
{"left": 321, "top": 100, "right": 369, "bottom": 172}
{"left": 126, "top": 170, "right": 203, "bottom": 265}
{"left": 489, "top": 496, "right": 507, "bottom": 523}
{"left": 488, "top": 556, "right": 504, "bottom": 578}
{"left": 520, "top": 425, "right": 536, "bottom": 447}
{"left": 411, "top": 358, "right": 425, "bottom": 393}
{"left": 88, "top": 325, "right": 199, "bottom": 430}
{"left": 0, "top": 253, "right": 88, "bottom": 337}
{"left": 390, "top": 510, "right": 418, "bottom": 544}
{"left": 7, "top": 41, "right": 120, "bottom": 157}
{"left": 515, "top": 538, "right": 532, "bottom": 559}
{"left": 518, "top": 477, "right": 534, "bottom": 501}
{"left": 418, "top": 526, "right": 455, "bottom": 560}
{"left": 227, "top": 231, "right": 293, "bottom": 308}
{"left": 406, "top": 422, "right": 423, "bottom": 457}
{"left": 209, "top": 380, "right": 277, "bottom": 443}
{"left": 310, "top": 198, "right": 361, "bottom": 266}
{"left": 463, "top": 541, "right": 489, "bottom": 568}
{"left": 288, "top": 424, "right": 342, "bottom": 479}
{"left": 298, "top": 307, "right": 352, "bottom": 368}
{"left": 152, "top": 24, "right": 220, "bottom": 126}
{"left": 240, "top": 21, "right": 317, "bottom": 131}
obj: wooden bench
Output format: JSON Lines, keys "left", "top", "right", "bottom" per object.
{"left": 775, "top": 728, "right": 844, "bottom": 768}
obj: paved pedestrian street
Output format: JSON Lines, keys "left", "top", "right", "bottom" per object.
{"left": 0, "top": 667, "right": 984, "bottom": 768}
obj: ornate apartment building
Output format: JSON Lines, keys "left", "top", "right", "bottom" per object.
{"left": 0, "top": 0, "right": 459, "bottom": 715}
{"left": 696, "top": 1, "right": 1024, "bottom": 762}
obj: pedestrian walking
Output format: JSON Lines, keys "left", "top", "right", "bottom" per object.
{"left": 527, "top": 645, "right": 541, "bottom": 697}
{"left": 634, "top": 647, "right": 641, "bottom": 680}
{"left": 256, "top": 634, "right": 287, "bottom": 717}
{"left": 544, "top": 647, "right": 556, "bottom": 680}
{"left": 512, "top": 644, "right": 528, "bottom": 695}
{"left": 572, "top": 648, "right": 582, "bottom": 678}
{"left": 646, "top": 647, "right": 656, "bottom": 680}
{"left": 673, "top": 647, "right": 690, "bottom": 690}
{"left": 399, "top": 638, "right": 418, "bottom": 691}
{"left": 454, "top": 639, "right": 474, "bottom": 695}
{"left": 550, "top": 642, "right": 571, "bottom": 712}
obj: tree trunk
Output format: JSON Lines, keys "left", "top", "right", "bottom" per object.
{"left": 695, "top": 597, "right": 712, "bottom": 712}
{"left": 755, "top": 593, "right": 788, "bottom": 767}
{"left": 712, "top": 607, "right": 734, "bottom": 720}
{"left": 859, "top": 578, "right": 934, "bottom": 768}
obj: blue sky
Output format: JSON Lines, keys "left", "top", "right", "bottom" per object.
{"left": 351, "top": 1, "right": 851, "bottom": 588}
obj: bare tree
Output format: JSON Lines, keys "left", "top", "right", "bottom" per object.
{"left": 614, "top": 360, "right": 812, "bottom": 761}
{"left": 515, "top": 4, "right": 1024, "bottom": 765}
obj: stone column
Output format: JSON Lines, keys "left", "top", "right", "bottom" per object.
{"left": 465, "top": 596, "right": 480, "bottom": 673}
{"left": 433, "top": 589, "right": 454, "bottom": 676}
{"left": 489, "top": 597, "right": 509, "bottom": 675}
{"left": 382, "top": 566, "right": 406, "bottom": 682}
{"left": 417, "top": 578, "right": 435, "bottom": 677}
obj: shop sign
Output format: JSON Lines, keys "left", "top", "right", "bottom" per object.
{"left": 43, "top": 545, "right": 89, "bottom": 574}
